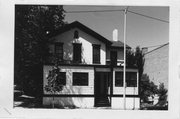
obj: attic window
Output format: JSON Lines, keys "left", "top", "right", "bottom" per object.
{"left": 74, "top": 30, "right": 79, "bottom": 39}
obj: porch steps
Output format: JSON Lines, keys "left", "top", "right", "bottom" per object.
{"left": 96, "top": 97, "right": 110, "bottom": 107}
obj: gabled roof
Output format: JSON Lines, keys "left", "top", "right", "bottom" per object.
{"left": 48, "top": 21, "right": 112, "bottom": 45}
{"left": 48, "top": 21, "right": 131, "bottom": 48}
{"left": 111, "top": 41, "right": 131, "bottom": 49}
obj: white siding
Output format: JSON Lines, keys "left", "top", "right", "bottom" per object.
{"left": 43, "top": 65, "right": 94, "bottom": 95}
{"left": 50, "top": 28, "right": 106, "bottom": 64}
{"left": 112, "top": 97, "right": 140, "bottom": 109}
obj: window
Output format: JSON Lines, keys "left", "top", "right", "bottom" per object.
{"left": 55, "top": 43, "right": 63, "bottom": 61}
{"left": 110, "top": 51, "right": 117, "bottom": 66}
{"left": 126, "top": 72, "right": 137, "bottom": 87}
{"left": 56, "top": 72, "right": 66, "bottom": 85}
{"left": 74, "top": 30, "right": 79, "bottom": 39}
{"left": 115, "top": 72, "right": 137, "bottom": 87}
{"left": 73, "top": 43, "right": 82, "bottom": 63}
{"left": 93, "top": 44, "right": 100, "bottom": 64}
{"left": 115, "top": 72, "right": 123, "bottom": 87}
{"left": 73, "top": 72, "right": 88, "bottom": 86}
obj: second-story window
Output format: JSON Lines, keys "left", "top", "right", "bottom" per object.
{"left": 73, "top": 43, "right": 82, "bottom": 63}
{"left": 55, "top": 43, "right": 63, "bottom": 61}
{"left": 110, "top": 51, "right": 117, "bottom": 66}
{"left": 93, "top": 44, "right": 100, "bottom": 64}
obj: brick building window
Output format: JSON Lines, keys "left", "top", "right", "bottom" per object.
{"left": 73, "top": 72, "right": 88, "bottom": 86}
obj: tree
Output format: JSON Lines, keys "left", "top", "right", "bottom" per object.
{"left": 157, "top": 83, "right": 168, "bottom": 103}
{"left": 126, "top": 46, "right": 145, "bottom": 79}
{"left": 126, "top": 46, "right": 147, "bottom": 101}
{"left": 14, "top": 5, "right": 66, "bottom": 96}
{"left": 44, "top": 64, "right": 64, "bottom": 108}
{"left": 140, "top": 74, "right": 158, "bottom": 102}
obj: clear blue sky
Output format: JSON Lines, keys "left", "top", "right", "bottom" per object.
{"left": 63, "top": 6, "right": 169, "bottom": 50}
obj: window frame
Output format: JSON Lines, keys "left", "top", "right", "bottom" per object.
{"left": 115, "top": 71, "right": 123, "bottom": 87}
{"left": 72, "top": 72, "right": 89, "bottom": 86}
{"left": 115, "top": 71, "right": 137, "bottom": 87}
{"left": 126, "top": 72, "right": 137, "bottom": 87}
{"left": 92, "top": 44, "right": 101, "bottom": 64}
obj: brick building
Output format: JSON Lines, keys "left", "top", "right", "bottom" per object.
{"left": 143, "top": 43, "right": 169, "bottom": 89}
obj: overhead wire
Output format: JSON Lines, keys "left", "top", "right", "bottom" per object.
{"left": 65, "top": 9, "right": 124, "bottom": 13}
{"left": 142, "top": 43, "right": 168, "bottom": 49}
{"left": 127, "top": 10, "right": 169, "bottom": 23}
{"left": 65, "top": 8, "right": 169, "bottom": 23}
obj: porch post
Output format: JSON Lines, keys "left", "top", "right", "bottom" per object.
{"left": 110, "top": 66, "right": 113, "bottom": 106}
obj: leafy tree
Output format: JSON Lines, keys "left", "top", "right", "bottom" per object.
{"left": 44, "top": 66, "right": 63, "bottom": 93}
{"left": 14, "top": 5, "right": 66, "bottom": 96}
{"left": 126, "top": 46, "right": 145, "bottom": 80}
{"left": 140, "top": 74, "right": 158, "bottom": 102}
{"left": 157, "top": 83, "right": 168, "bottom": 102}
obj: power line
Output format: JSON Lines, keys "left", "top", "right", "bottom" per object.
{"left": 65, "top": 9, "right": 168, "bottom": 23}
{"left": 127, "top": 10, "right": 169, "bottom": 23}
{"left": 65, "top": 9, "right": 124, "bottom": 13}
{"left": 142, "top": 43, "right": 168, "bottom": 48}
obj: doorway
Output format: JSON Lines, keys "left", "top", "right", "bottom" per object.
{"left": 94, "top": 72, "right": 110, "bottom": 107}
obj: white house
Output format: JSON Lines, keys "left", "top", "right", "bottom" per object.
{"left": 43, "top": 21, "right": 140, "bottom": 109}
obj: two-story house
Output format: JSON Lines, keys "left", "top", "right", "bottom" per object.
{"left": 43, "top": 21, "right": 140, "bottom": 109}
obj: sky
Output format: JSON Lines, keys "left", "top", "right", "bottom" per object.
{"left": 63, "top": 6, "right": 169, "bottom": 51}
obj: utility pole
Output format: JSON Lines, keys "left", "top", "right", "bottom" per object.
{"left": 123, "top": 6, "right": 128, "bottom": 110}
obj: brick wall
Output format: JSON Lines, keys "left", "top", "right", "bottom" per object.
{"left": 143, "top": 44, "right": 169, "bottom": 89}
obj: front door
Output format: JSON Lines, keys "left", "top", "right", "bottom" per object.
{"left": 95, "top": 72, "right": 110, "bottom": 107}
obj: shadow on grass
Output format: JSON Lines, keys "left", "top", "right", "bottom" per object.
{"left": 140, "top": 102, "right": 168, "bottom": 110}
{"left": 14, "top": 97, "right": 79, "bottom": 109}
